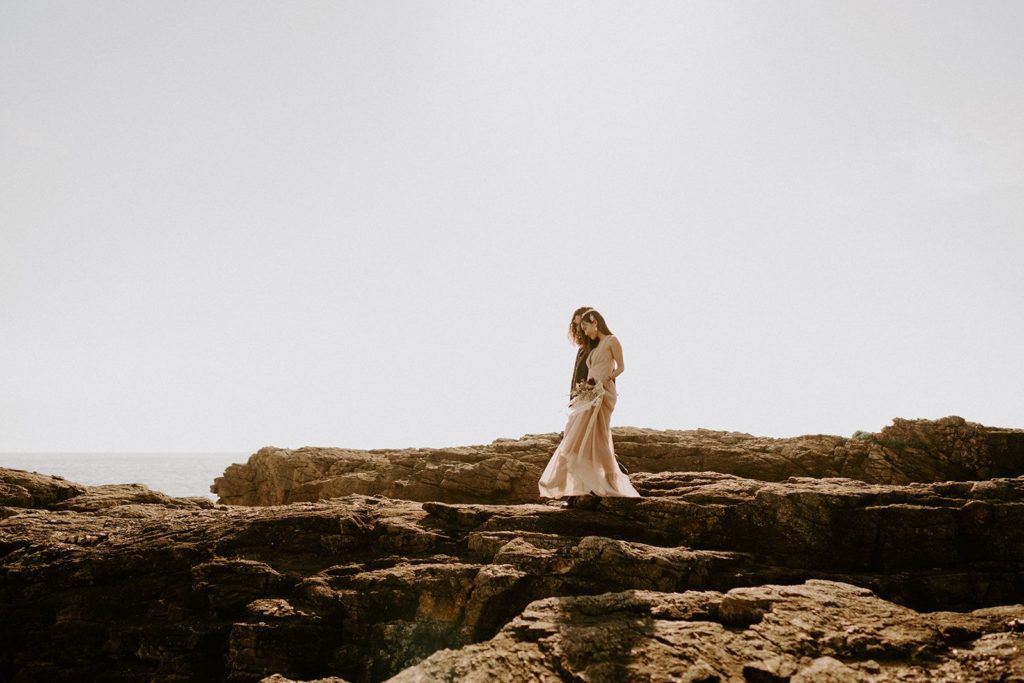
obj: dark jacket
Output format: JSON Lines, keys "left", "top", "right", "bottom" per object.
{"left": 570, "top": 342, "right": 595, "bottom": 396}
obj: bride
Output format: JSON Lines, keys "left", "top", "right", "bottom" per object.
{"left": 538, "top": 308, "right": 641, "bottom": 501}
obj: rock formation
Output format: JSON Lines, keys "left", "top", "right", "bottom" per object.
{"left": 391, "top": 582, "right": 1024, "bottom": 683}
{"left": 212, "top": 416, "right": 1024, "bottom": 506}
{"left": 4, "top": 443, "right": 1024, "bottom": 681}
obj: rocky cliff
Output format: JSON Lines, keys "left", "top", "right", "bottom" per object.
{"left": 212, "top": 416, "right": 1024, "bottom": 506}
{"left": 4, "top": 421, "right": 1024, "bottom": 683}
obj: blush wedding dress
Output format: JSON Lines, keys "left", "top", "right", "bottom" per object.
{"left": 538, "top": 334, "right": 641, "bottom": 499}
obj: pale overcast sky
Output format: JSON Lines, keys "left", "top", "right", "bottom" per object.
{"left": 2, "top": 1, "right": 1022, "bottom": 452}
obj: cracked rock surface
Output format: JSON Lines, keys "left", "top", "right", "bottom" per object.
{"left": 4, "top": 452, "right": 1024, "bottom": 682}
{"left": 390, "top": 581, "right": 1024, "bottom": 683}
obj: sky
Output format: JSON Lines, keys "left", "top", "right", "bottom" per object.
{"left": 2, "top": 1, "right": 1022, "bottom": 453}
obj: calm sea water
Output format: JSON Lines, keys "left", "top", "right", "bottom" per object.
{"left": 0, "top": 453, "right": 251, "bottom": 500}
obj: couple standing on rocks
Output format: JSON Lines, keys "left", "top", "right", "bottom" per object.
{"left": 538, "top": 307, "right": 641, "bottom": 506}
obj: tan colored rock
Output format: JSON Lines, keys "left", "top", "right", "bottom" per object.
{"left": 0, "top": 468, "right": 213, "bottom": 518}
{"left": 390, "top": 581, "right": 1024, "bottom": 683}
{"left": 51, "top": 483, "right": 214, "bottom": 513}
{"left": 0, "top": 467, "right": 86, "bottom": 508}
{"left": 212, "top": 417, "right": 1024, "bottom": 506}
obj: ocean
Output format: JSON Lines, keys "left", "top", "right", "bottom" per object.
{"left": 0, "top": 452, "right": 251, "bottom": 500}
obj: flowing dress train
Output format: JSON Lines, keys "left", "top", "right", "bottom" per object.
{"left": 538, "top": 335, "right": 640, "bottom": 498}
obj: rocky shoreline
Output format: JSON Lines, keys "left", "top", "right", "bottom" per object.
{"left": 2, "top": 416, "right": 1023, "bottom": 681}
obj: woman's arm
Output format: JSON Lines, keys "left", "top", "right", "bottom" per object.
{"left": 608, "top": 336, "right": 624, "bottom": 381}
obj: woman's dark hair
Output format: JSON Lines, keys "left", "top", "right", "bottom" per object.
{"left": 568, "top": 306, "right": 596, "bottom": 347}
{"left": 580, "top": 308, "right": 613, "bottom": 336}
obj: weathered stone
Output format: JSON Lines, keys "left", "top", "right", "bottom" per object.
{"left": 51, "top": 483, "right": 215, "bottom": 513}
{"left": 5, "top": 420, "right": 1024, "bottom": 682}
{"left": 212, "top": 417, "right": 1024, "bottom": 506}
{"left": 0, "top": 467, "right": 87, "bottom": 508}
{"left": 5, "top": 463, "right": 1024, "bottom": 681}
{"left": 390, "top": 582, "right": 1024, "bottom": 683}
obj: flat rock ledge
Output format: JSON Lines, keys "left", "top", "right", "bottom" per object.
{"left": 3, "top": 466, "right": 1024, "bottom": 682}
{"left": 0, "top": 467, "right": 214, "bottom": 517}
{"left": 212, "top": 416, "right": 1024, "bottom": 506}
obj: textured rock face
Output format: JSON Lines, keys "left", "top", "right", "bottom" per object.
{"left": 4, "top": 466, "right": 1024, "bottom": 682}
{"left": 211, "top": 417, "right": 1024, "bottom": 506}
{"left": 391, "top": 582, "right": 1024, "bottom": 683}
{"left": 0, "top": 467, "right": 87, "bottom": 509}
